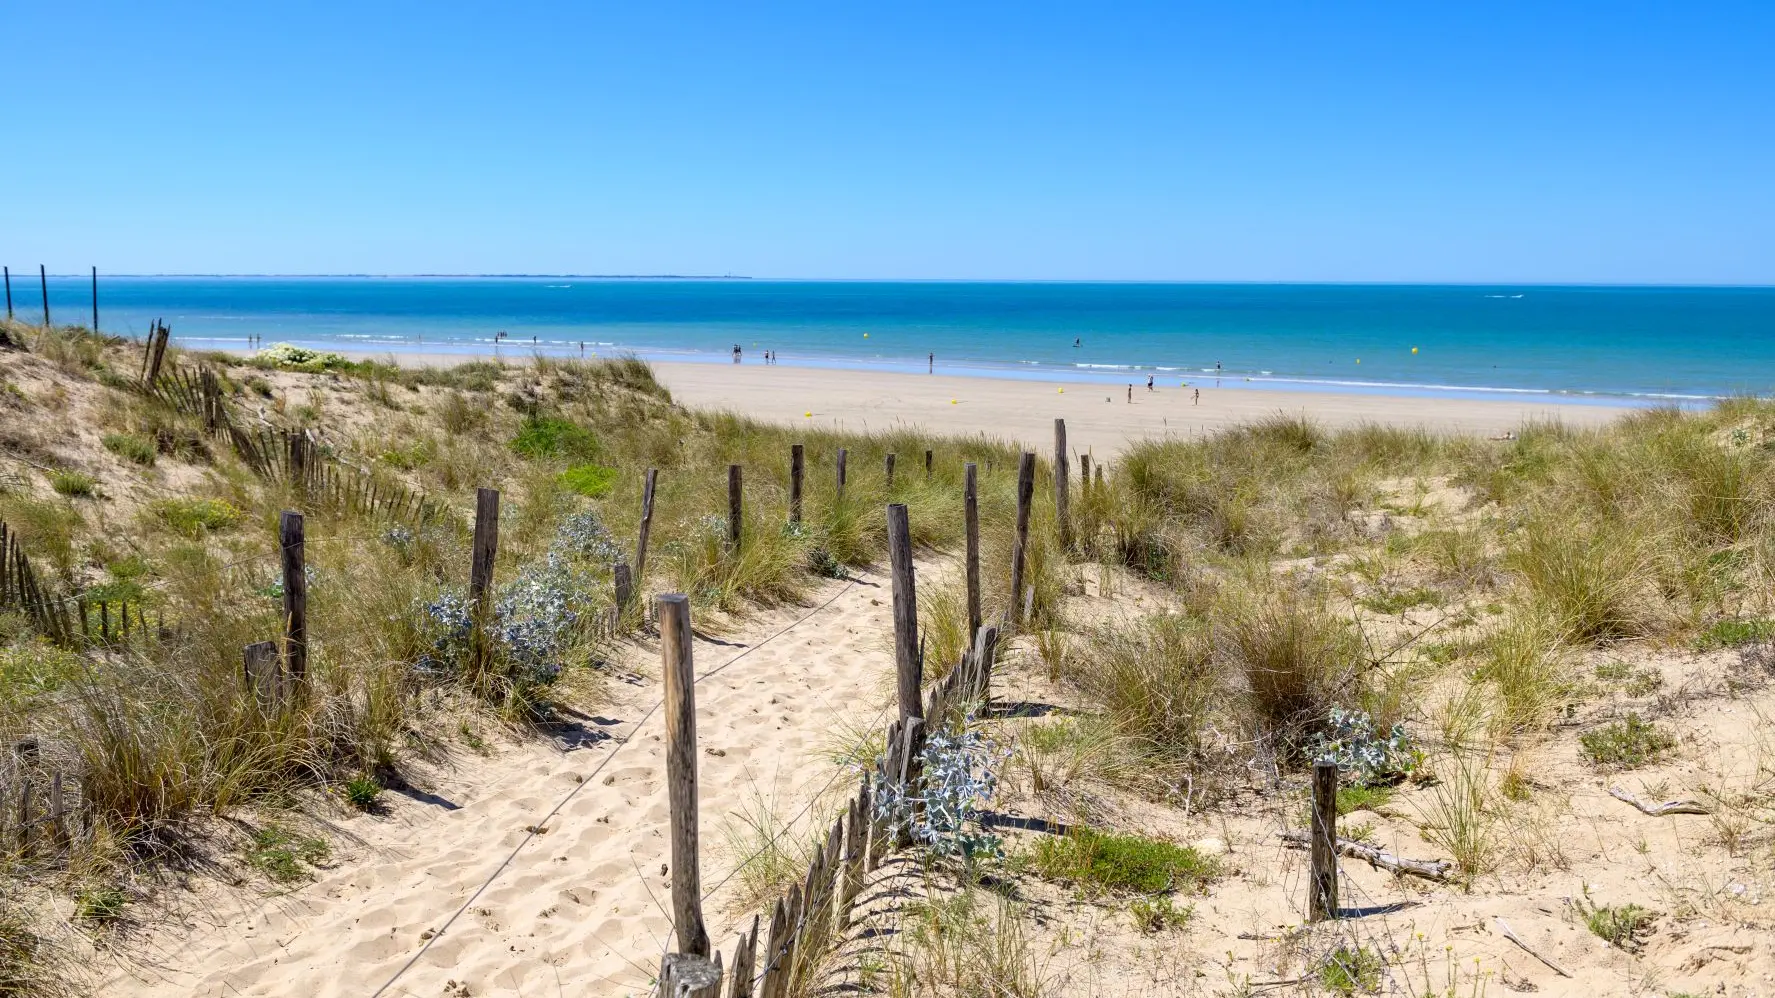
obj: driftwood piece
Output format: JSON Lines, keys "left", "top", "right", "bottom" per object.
{"left": 1496, "top": 918, "right": 1572, "bottom": 978}
{"left": 1608, "top": 785, "right": 1712, "bottom": 816}
{"left": 1279, "top": 830, "right": 1455, "bottom": 883}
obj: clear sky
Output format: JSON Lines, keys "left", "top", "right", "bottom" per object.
{"left": 6, "top": 2, "right": 1772, "bottom": 282}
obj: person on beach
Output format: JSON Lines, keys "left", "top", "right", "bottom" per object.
{"left": 1126, "top": 384, "right": 1132, "bottom": 403}
{"left": 1193, "top": 388, "right": 1200, "bottom": 406}
{"left": 928, "top": 352, "right": 934, "bottom": 374}
{"left": 733, "top": 343, "right": 741, "bottom": 364}
{"left": 1146, "top": 374, "right": 1154, "bottom": 391}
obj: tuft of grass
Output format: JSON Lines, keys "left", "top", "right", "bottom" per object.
{"left": 1579, "top": 713, "right": 1676, "bottom": 770}
{"left": 1358, "top": 585, "right": 1443, "bottom": 615}
{"left": 1576, "top": 888, "right": 1656, "bottom": 953}
{"left": 1414, "top": 752, "right": 1497, "bottom": 883}
{"left": 1695, "top": 617, "right": 1775, "bottom": 650}
{"left": 1030, "top": 827, "right": 1217, "bottom": 896}
{"left": 246, "top": 825, "right": 331, "bottom": 883}
{"left": 893, "top": 889, "right": 1053, "bottom": 998}
{"left": 1129, "top": 894, "right": 1193, "bottom": 933}
{"left": 510, "top": 416, "right": 600, "bottom": 460}
{"left": 49, "top": 470, "right": 97, "bottom": 497}
{"left": 73, "top": 885, "right": 130, "bottom": 925}
{"left": 1474, "top": 611, "right": 1570, "bottom": 734}
{"left": 557, "top": 463, "right": 620, "bottom": 498}
{"left": 148, "top": 497, "right": 242, "bottom": 536}
{"left": 341, "top": 774, "right": 383, "bottom": 811}
{"left": 1318, "top": 945, "right": 1385, "bottom": 996}
{"left": 102, "top": 432, "right": 157, "bottom": 465}
{"left": 1218, "top": 578, "right": 1365, "bottom": 748}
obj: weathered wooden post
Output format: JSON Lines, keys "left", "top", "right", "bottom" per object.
{"left": 39, "top": 264, "right": 49, "bottom": 327}
{"left": 1310, "top": 760, "right": 1339, "bottom": 922}
{"left": 91, "top": 267, "right": 99, "bottom": 333}
{"left": 50, "top": 771, "right": 66, "bottom": 846}
{"left": 613, "top": 562, "right": 634, "bottom": 619}
{"left": 635, "top": 468, "right": 658, "bottom": 594}
{"left": 789, "top": 444, "right": 804, "bottom": 525}
{"left": 1079, "top": 453, "right": 1091, "bottom": 498}
{"left": 4, "top": 266, "right": 11, "bottom": 319}
{"left": 728, "top": 464, "right": 743, "bottom": 553}
{"left": 884, "top": 452, "right": 896, "bottom": 489}
{"left": 656, "top": 593, "right": 719, "bottom": 996}
{"left": 835, "top": 448, "right": 847, "bottom": 498}
{"left": 728, "top": 916, "right": 759, "bottom": 998}
{"left": 1054, "top": 418, "right": 1070, "bottom": 549}
{"left": 924, "top": 449, "right": 933, "bottom": 481}
{"left": 470, "top": 488, "right": 499, "bottom": 609}
{"left": 964, "top": 462, "right": 982, "bottom": 639}
{"left": 886, "top": 503, "right": 922, "bottom": 723}
{"left": 16, "top": 778, "right": 31, "bottom": 853}
{"left": 279, "top": 511, "right": 307, "bottom": 695}
{"left": 1009, "top": 452, "right": 1035, "bottom": 627}
{"left": 244, "top": 641, "right": 281, "bottom": 710}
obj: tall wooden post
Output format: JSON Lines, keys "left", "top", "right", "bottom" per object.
{"left": 471, "top": 487, "right": 500, "bottom": 611}
{"left": 1009, "top": 452, "right": 1035, "bottom": 627}
{"left": 279, "top": 511, "right": 307, "bottom": 694}
{"left": 635, "top": 468, "right": 658, "bottom": 592}
{"left": 789, "top": 444, "right": 804, "bottom": 525}
{"left": 91, "top": 266, "right": 98, "bottom": 332}
{"left": 886, "top": 503, "right": 922, "bottom": 722}
{"left": 1310, "top": 760, "right": 1339, "bottom": 921}
{"left": 964, "top": 462, "right": 981, "bottom": 639}
{"left": 39, "top": 265, "right": 50, "bottom": 327}
{"left": 727, "top": 464, "right": 743, "bottom": 553}
{"left": 836, "top": 448, "right": 847, "bottom": 498}
{"left": 658, "top": 594, "right": 711, "bottom": 957}
{"left": 1054, "top": 418, "right": 1071, "bottom": 549}
{"left": 4, "top": 266, "right": 11, "bottom": 319}
{"left": 925, "top": 449, "right": 933, "bottom": 481}
{"left": 885, "top": 452, "right": 896, "bottom": 489}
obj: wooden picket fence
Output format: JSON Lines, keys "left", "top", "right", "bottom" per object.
{"left": 0, "top": 520, "right": 74, "bottom": 643}
{"left": 1, "top": 738, "right": 89, "bottom": 863}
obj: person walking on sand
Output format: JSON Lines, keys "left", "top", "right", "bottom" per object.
{"left": 928, "top": 352, "right": 934, "bottom": 374}
{"left": 1193, "top": 388, "right": 1200, "bottom": 406}
{"left": 1146, "top": 374, "right": 1154, "bottom": 392}
{"left": 1127, "top": 384, "right": 1132, "bottom": 403}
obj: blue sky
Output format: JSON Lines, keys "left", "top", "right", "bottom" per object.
{"left": 6, "top": 2, "right": 1772, "bottom": 282}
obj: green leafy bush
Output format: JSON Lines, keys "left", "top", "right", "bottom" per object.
{"left": 1031, "top": 827, "right": 1217, "bottom": 896}
{"left": 246, "top": 825, "right": 330, "bottom": 883}
{"left": 342, "top": 774, "right": 383, "bottom": 811}
{"left": 510, "top": 416, "right": 600, "bottom": 460}
{"left": 1318, "top": 945, "right": 1384, "bottom": 995}
{"left": 1695, "top": 617, "right": 1775, "bottom": 650}
{"left": 1579, "top": 713, "right": 1675, "bottom": 769}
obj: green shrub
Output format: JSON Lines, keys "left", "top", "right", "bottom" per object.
{"left": 102, "top": 432, "right": 157, "bottom": 466}
{"left": 1695, "top": 617, "right": 1775, "bottom": 650}
{"left": 1031, "top": 827, "right": 1217, "bottom": 896}
{"left": 1579, "top": 713, "right": 1675, "bottom": 769}
{"left": 149, "top": 497, "right": 242, "bottom": 536}
{"left": 74, "top": 885, "right": 130, "bottom": 924}
{"left": 1318, "top": 945, "right": 1384, "bottom": 995}
{"left": 49, "top": 470, "right": 97, "bottom": 497}
{"left": 558, "top": 463, "right": 620, "bottom": 497}
{"left": 341, "top": 774, "right": 383, "bottom": 811}
{"left": 1128, "top": 894, "right": 1192, "bottom": 933}
{"left": 510, "top": 416, "right": 600, "bottom": 460}
{"left": 1577, "top": 889, "right": 1656, "bottom": 953}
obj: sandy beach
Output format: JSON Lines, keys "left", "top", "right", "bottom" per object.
{"left": 349, "top": 352, "right": 1635, "bottom": 454}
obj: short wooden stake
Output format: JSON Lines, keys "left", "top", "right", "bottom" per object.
{"left": 886, "top": 504, "right": 921, "bottom": 722}
{"left": 884, "top": 452, "right": 895, "bottom": 489}
{"left": 91, "top": 266, "right": 99, "bottom": 333}
{"left": 1079, "top": 453, "right": 1091, "bottom": 497}
{"left": 635, "top": 468, "right": 659, "bottom": 591}
{"left": 16, "top": 779, "right": 32, "bottom": 852}
{"left": 835, "top": 448, "right": 847, "bottom": 498}
{"left": 244, "top": 641, "right": 281, "bottom": 710}
{"left": 789, "top": 444, "right": 804, "bottom": 525}
{"left": 727, "top": 464, "right": 743, "bottom": 553}
{"left": 659, "top": 594, "right": 711, "bottom": 958}
{"left": 279, "top": 511, "right": 308, "bottom": 694}
{"left": 924, "top": 448, "right": 933, "bottom": 481}
{"left": 727, "top": 915, "right": 759, "bottom": 998}
{"left": 1054, "top": 418, "right": 1070, "bottom": 549}
{"left": 1310, "top": 760, "right": 1339, "bottom": 921}
{"left": 39, "top": 264, "right": 49, "bottom": 327}
{"left": 964, "top": 462, "right": 981, "bottom": 639}
{"left": 613, "top": 562, "right": 634, "bottom": 615}
{"left": 658, "top": 951, "right": 722, "bottom": 998}
{"left": 1009, "top": 452, "right": 1035, "bottom": 627}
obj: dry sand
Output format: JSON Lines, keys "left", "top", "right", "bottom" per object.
{"left": 347, "top": 351, "right": 1633, "bottom": 456}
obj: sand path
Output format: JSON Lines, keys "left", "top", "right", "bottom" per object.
{"left": 100, "top": 568, "right": 902, "bottom": 998}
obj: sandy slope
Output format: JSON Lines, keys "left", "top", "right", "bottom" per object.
{"left": 98, "top": 567, "right": 907, "bottom": 998}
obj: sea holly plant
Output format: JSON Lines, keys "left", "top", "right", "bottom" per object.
{"left": 873, "top": 725, "right": 1008, "bottom": 861}
{"left": 417, "top": 553, "right": 586, "bottom": 692}
{"left": 1305, "top": 707, "right": 1423, "bottom": 785}
{"left": 554, "top": 510, "right": 623, "bottom": 566}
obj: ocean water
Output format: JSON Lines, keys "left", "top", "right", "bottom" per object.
{"left": 17, "top": 276, "right": 1775, "bottom": 403}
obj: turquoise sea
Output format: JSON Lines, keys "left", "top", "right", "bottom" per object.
{"left": 17, "top": 276, "right": 1775, "bottom": 404}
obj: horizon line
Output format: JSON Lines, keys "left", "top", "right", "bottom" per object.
{"left": 21, "top": 273, "right": 1775, "bottom": 289}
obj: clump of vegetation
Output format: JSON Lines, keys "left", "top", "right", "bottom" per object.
{"left": 1576, "top": 888, "right": 1656, "bottom": 953}
{"left": 73, "top": 885, "right": 131, "bottom": 925}
{"left": 1129, "top": 894, "right": 1192, "bottom": 933}
{"left": 1031, "top": 827, "right": 1217, "bottom": 896}
{"left": 1305, "top": 707, "right": 1422, "bottom": 785}
{"left": 148, "top": 496, "right": 242, "bottom": 535}
{"left": 246, "top": 825, "right": 331, "bottom": 883}
{"left": 341, "top": 774, "right": 383, "bottom": 811}
{"left": 558, "top": 463, "right": 619, "bottom": 497}
{"left": 510, "top": 416, "right": 600, "bottom": 460}
{"left": 1579, "top": 713, "right": 1676, "bottom": 769}
{"left": 49, "top": 470, "right": 97, "bottom": 497}
{"left": 1318, "top": 945, "right": 1385, "bottom": 996}
{"left": 1695, "top": 617, "right": 1775, "bottom": 650}
{"left": 102, "top": 432, "right": 157, "bottom": 465}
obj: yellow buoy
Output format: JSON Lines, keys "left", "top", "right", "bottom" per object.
{"left": 863, "top": 333, "right": 869, "bottom": 338}
{"left": 1058, "top": 388, "right": 1064, "bottom": 393}
{"left": 1411, "top": 346, "right": 1419, "bottom": 354}
{"left": 950, "top": 399, "right": 958, "bottom": 405}
{"left": 1356, "top": 359, "right": 1361, "bottom": 364}
{"left": 804, "top": 411, "right": 812, "bottom": 417}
